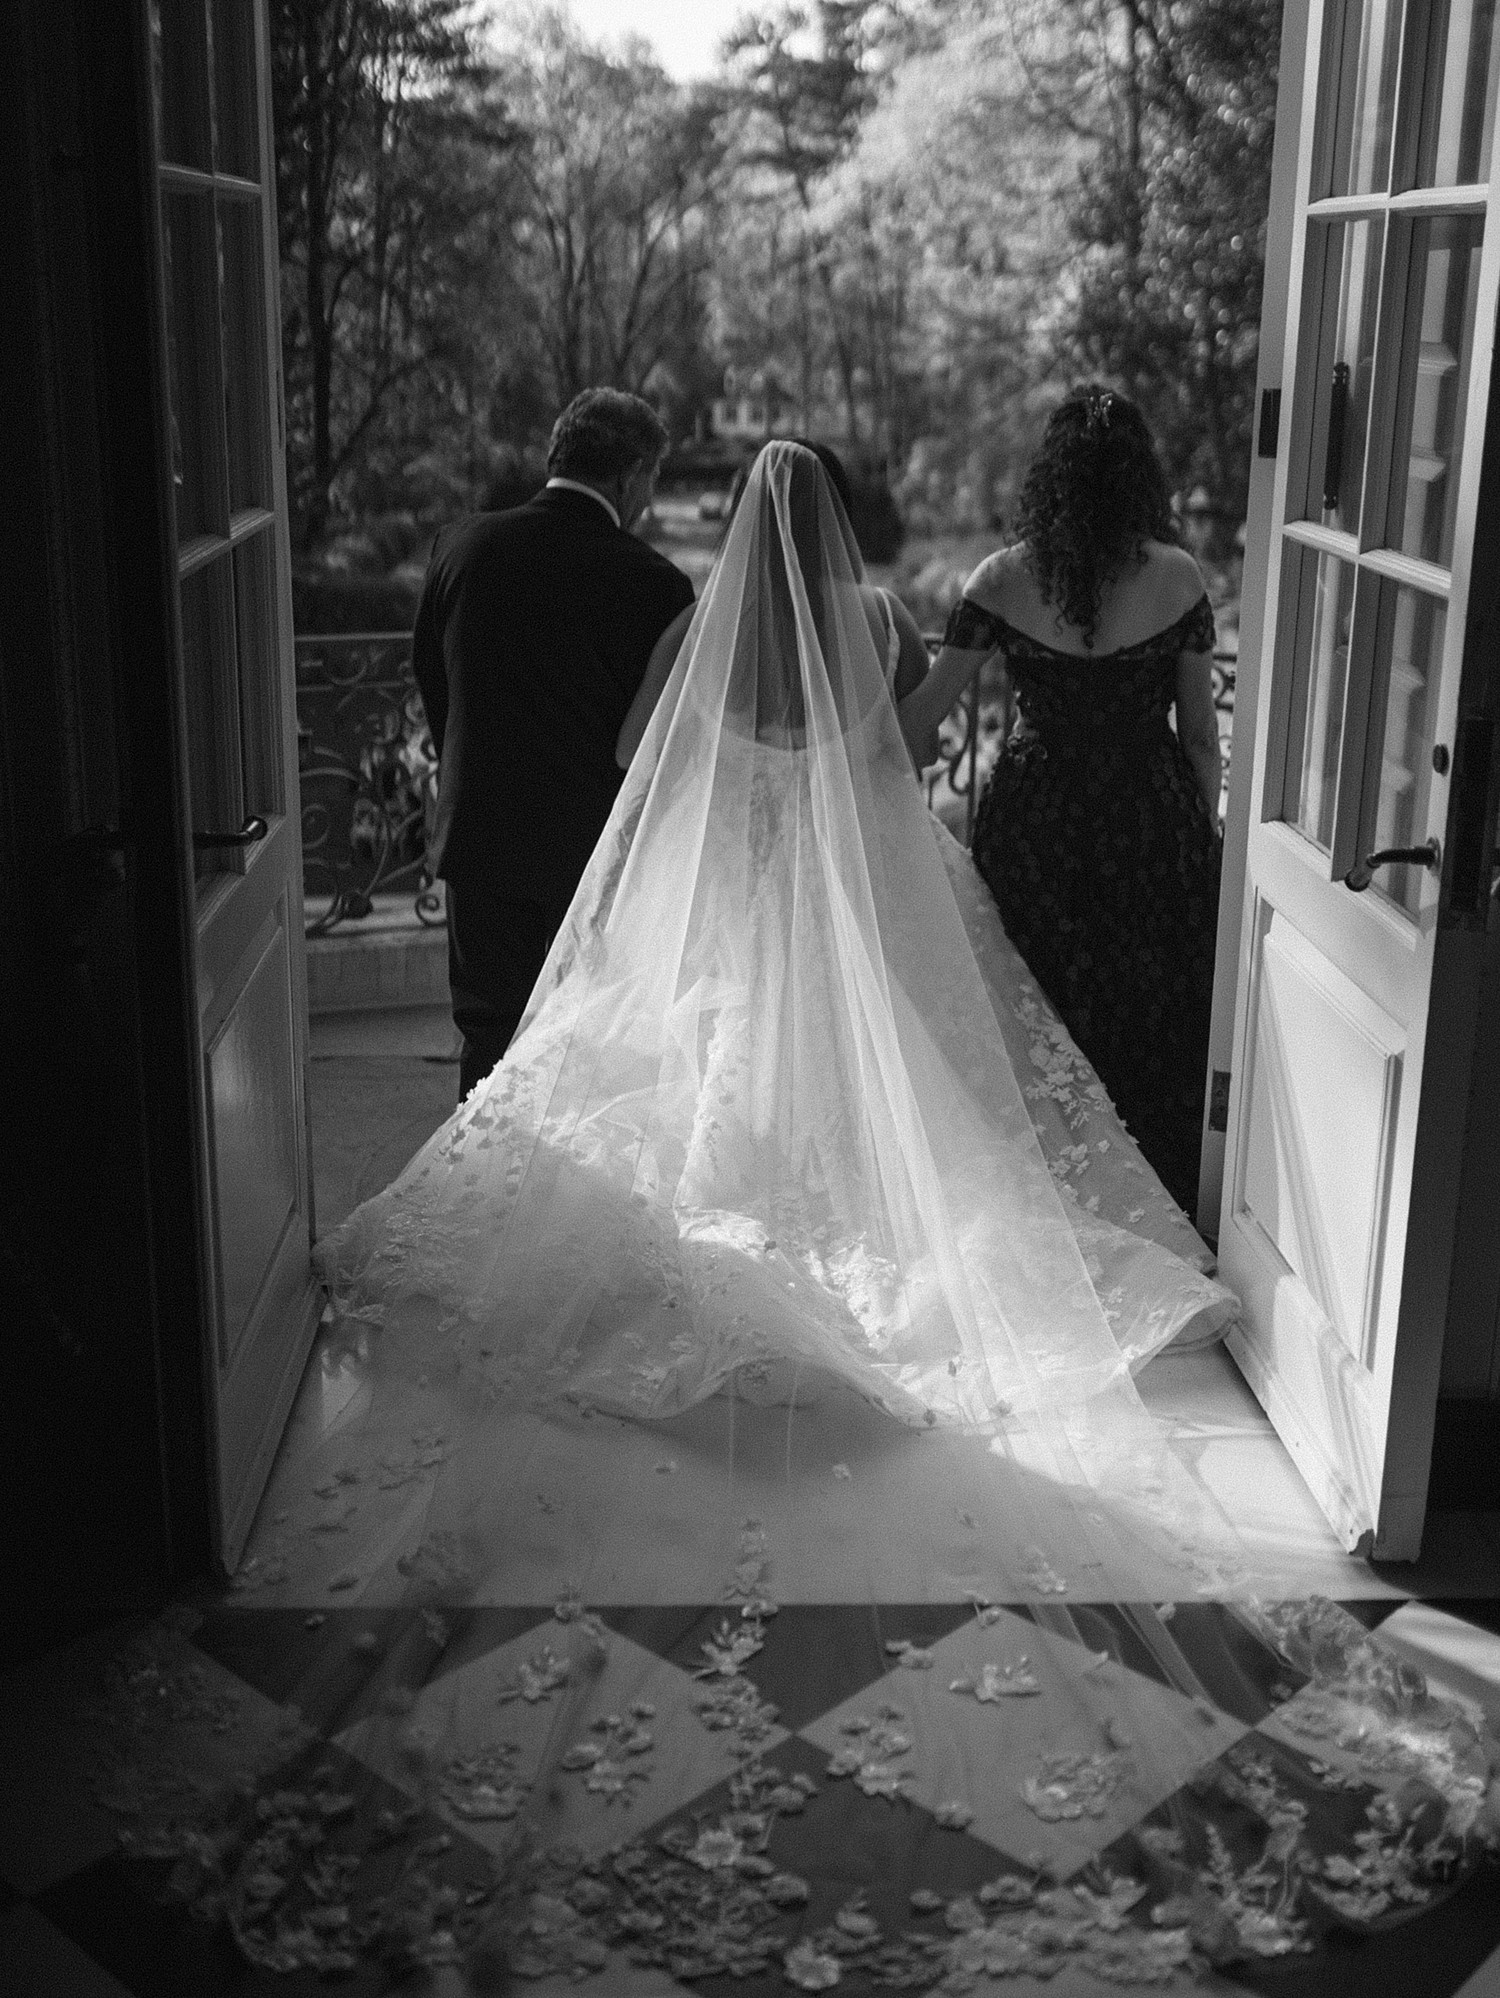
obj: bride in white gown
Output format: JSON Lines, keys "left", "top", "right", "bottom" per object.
{"left": 315, "top": 441, "right": 1237, "bottom": 1435}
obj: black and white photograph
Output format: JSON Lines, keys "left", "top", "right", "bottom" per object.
{"left": 4, "top": 1, "right": 1500, "bottom": 1992}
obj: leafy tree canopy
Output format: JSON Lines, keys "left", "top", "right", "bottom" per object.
{"left": 272, "top": 0, "right": 1281, "bottom": 566}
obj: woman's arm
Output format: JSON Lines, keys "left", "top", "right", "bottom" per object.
{"left": 887, "top": 593, "right": 932, "bottom": 704}
{"left": 895, "top": 593, "right": 1008, "bottom": 766}
{"left": 894, "top": 554, "right": 1018, "bottom": 765}
{"left": 897, "top": 642, "right": 1008, "bottom": 772}
{"left": 1174, "top": 648, "right": 1222, "bottom": 820}
{"left": 880, "top": 593, "right": 946, "bottom": 770}
{"left": 616, "top": 602, "right": 695, "bottom": 769}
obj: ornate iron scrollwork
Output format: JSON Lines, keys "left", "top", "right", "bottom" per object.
{"left": 294, "top": 633, "right": 444, "bottom": 938}
{"left": 295, "top": 630, "right": 1238, "bottom": 927}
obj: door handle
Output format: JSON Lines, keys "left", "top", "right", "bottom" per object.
{"left": 1323, "top": 361, "right": 1351, "bottom": 511}
{"left": 193, "top": 814, "right": 268, "bottom": 852}
{"left": 1343, "top": 838, "right": 1440, "bottom": 892}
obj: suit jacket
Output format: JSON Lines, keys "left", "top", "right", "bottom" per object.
{"left": 412, "top": 486, "right": 694, "bottom": 907}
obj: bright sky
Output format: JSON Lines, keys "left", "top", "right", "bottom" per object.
{"left": 545, "top": 0, "right": 750, "bottom": 77}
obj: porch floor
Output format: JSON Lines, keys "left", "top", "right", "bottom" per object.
{"left": 4, "top": 1003, "right": 1500, "bottom": 1996}
{"left": 308, "top": 1003, "right": 460, "bottom": 1238}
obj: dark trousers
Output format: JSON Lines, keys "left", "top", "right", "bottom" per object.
{"left": 444, "top": 875, "right": 568, "bottom": 1101}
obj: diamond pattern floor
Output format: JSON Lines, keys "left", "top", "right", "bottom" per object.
{"left": 4, "top": 1586, "right": 1500, "bottom": 1994}
{"left": 8, "top": 1322, "right": 1500, "bottom": 1993}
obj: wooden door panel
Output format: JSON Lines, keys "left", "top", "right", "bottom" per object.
{"left": 207, "top": 907, "right": 301, "bottom": 1358}
{"left": 1246, "top": 821, "right": 1420, "bottom": 1020}
{"left": 196, "top": 817, "right": 299, "bottom": 1011}
{"left": 209, "top": 874, "right": 318, "bottom": 1561}
{"left": 1218, "top": 0, "right": 1500, "bottom": 1559}
{"left": 217, "top": 1235, "right": 321, "bottom": 1564}
{"left": 1240, "top": 911, "right": 1405, "bottom": 1368}
{"left": 1225, "top": 1297, "right": 1379, "bottom": 1552}
{"left": 150, "top": 0, "right": 318, "bottom": 1568}
{"left": 1224, "top": 900, "right": 1390, "bottom": 1547}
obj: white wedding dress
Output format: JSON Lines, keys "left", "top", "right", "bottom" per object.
{"left": 314, "top": 444, "right": 1237, "bottom": 1439}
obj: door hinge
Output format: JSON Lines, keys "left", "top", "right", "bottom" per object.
{"left": 1256, "top": 387, "right": 1281, "bottom": 459}
{"left": 1209, "top": 1069, "right": 1232, "bottom": 1133}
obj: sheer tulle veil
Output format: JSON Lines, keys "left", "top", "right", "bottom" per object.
{"left": 315, "top": 437, "right": 1263, "bottom": 1598}
{"left": 323, "top": 442, "right": 1176, "bottom": 1432}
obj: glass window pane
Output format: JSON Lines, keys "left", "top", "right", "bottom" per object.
{"left": 180, "top": 555, "right": 245, "bottom": 883}
{"left": 220, "top": 197, "right": 272, "bottom": 513}
{"left": 1370, "top": 585, "right": 1446, "bottom": 913}
{"left": 1295, "top": 220, "right": 1384, "bottom": 537}
{"left": 233, "top": 526, "right": 284, "bottom": 817}
{"left": 1416, "top": 0, "right": 1500, "bottom": 185}
{"left": 161, "top": 189, "right": 228, "bottom": 541}
{"left": 150, "top": 0, "right": 212, "bottom": 172}
{"left": 1383, "top": 214, "right": 1485, "bottom": 566}
{"left": 1315, "top": 0, "right": 1404, "bottom": 196}
{"left": 211, "top": 0, "right": 262, "bottom": 180}
{"left": 1290, "top": 552, "right": 1359, "bottom": 851}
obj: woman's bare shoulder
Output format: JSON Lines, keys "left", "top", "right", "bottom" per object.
{"left": 963, "top": 544, "right": 1028, "bottom": 607}
{"left": 1141, "top": 541, "right": 1208, "bottom": 613}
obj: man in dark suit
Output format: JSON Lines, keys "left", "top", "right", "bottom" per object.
{"left": 413, "top": 388, "right": 695, "bottom": 1099}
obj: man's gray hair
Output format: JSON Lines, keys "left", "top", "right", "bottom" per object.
{"left": 547, "top": 389, "right": 670, "bottom": 482}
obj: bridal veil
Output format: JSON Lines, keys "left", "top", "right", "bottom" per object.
{"left": 320, "top": 441, "right": 1206, "bottom": 1438}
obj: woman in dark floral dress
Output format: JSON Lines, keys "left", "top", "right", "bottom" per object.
{"left": 900, "top": 386, "right": 1224, "bottom": 1213}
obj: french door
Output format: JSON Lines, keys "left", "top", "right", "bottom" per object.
{"left": 1220, "top": 0, "right": 1500, "bottom": 1557}
{"left": 149, "top": 0, "right": 319, "bottom": 1567}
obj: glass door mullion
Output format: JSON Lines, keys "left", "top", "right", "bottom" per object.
{"left": 160, "top": 160, "right": 262, "bottom": 204}
{"left": 1348, "top": 200, "right": 1409, "bottom": 558}
{"left": 1388, "top": 183, "right": 1490, "bottom": 212}
{"left": 1323, "top": 559, "right": 1380, "bottom": 876}
{"left": 1309, "top": 187, "right": 1490, "bottom": 219}
{"left": 1260, "top": 0, "right": 1342, "bottom": 841}
{"left": 1392, "top": 185, "right": 1500, "bottom": 918}
{"left": 1311, "top": 0, "right": 1468, "bottom": 890}
{"left": 1406, "top": 0, "right": 1500, "bottom": 192}
{"left": 1355, "top": 546, "right": 1454, "bottom": 596}
{"left": 179, "top": 531, "right": 232, "bottom": 579}
{"left": 1351, "top": 572, "right": 1451, "bottom": 906}
{"left": 1282, "top": 520, "right": 1361, "bottom": 561}
{"left": 1307, "top": 193, "right": 1398, "bottom": 220}
{"left": 1323, "top": 182, "right": 1404, "bottom": 878}
{"left": 228, "top": 506, "right": 276, "bottom": 545}
{"left": 160, "top": 162, "right": 216, "bottom": 198}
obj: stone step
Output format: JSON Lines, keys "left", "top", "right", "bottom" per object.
{"left": 305, "top": 891, "right": 448, "bottom": 1015}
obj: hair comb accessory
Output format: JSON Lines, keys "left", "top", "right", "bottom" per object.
{"left": 1084, "top": 390, "right": 1116, "bottom": 436}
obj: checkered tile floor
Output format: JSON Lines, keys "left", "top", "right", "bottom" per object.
{"left": 5, "top": 1589, "right": 1500, "bottom": 1994}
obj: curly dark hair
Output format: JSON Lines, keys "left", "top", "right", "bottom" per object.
{"left": 1014, "top": 384, "right": 1178, "bottom": 645}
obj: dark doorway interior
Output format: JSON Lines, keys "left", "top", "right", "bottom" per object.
{"left": 1, "top": 0, "right": 211, "bottom": 1668}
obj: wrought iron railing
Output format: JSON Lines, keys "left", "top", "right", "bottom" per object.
{"left": 295, "top": 632, "right": 442, "bottom": 938}
{"left": 293, "top": 630, "right": 1239, "bottom": 935}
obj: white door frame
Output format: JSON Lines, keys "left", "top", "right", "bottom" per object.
{"left": 1209, "top": 0, "right": 1500, "bottom": 1556}
{"left": 1198, "top": 0, "right": 1314, "bottom": 1236}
